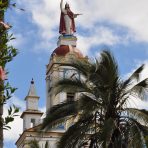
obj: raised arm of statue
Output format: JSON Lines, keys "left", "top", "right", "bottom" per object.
{"left": 60, "top": 0, "right": 64, "bottom": 12}
{"left": 59, "top": 0, "right": 77, "bottom": 35}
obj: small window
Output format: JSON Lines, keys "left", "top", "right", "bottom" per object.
{"left": 67, "top": 93, "right": 75, "bottom": 102}
{"left": 30, "top": 118, "right": 35, "bottom": 127}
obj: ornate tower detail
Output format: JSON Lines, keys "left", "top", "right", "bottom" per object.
{"left": 21, "top": 79, "right": 43, "bottom": 131}
{"left": 45, "top": 1, "right": 87, "bottom": 112}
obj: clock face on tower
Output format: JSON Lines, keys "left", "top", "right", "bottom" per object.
{"left": 63, "top": 68, "right": 80, "bottom": 80}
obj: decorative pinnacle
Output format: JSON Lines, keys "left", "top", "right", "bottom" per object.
{"left": 27, "top": 78, "right": 38, "bottom": 97}
{"left": 31, "top": 78, "right": 34, "bottom": 84}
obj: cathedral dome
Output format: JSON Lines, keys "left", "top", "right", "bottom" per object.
{"left": 52, "top": 45, "right": 83, "bottom": 58}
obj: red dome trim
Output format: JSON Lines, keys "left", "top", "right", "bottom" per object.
{"left": 52, "top": 45, "right": 83, "bottom": 58}
{"left": 53, "top": 45, "right": 70, "bottom": 56}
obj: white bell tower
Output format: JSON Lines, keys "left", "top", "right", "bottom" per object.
{"left": 21, "top": 79, "right": 43, "bottom": 131}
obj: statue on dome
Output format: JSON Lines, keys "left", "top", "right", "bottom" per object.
{"left": 59, "top": 0, "right": 81, "bottom": 35}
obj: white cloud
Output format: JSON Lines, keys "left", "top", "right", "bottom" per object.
{"left": 77, "top": 26, "right": 121, "bottom": 55}
{"left": 74, "top": 0, "right": 148, "bottom": 42}
{"left": 16, "top": 0, "right": 148, "bottom": 54}
{"left": 23, "top": 0, "right": 59, "bottom": 39}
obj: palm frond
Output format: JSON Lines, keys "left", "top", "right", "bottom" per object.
{"left": 86, "top": 118, "right": 116, "bottom": 148}
{"left": 100, "top": 50, "right": 119, "bottom": 82}
{"left": 54, "top": 79, "right": 92, "bottom": 95}
{"left": 42, "top": 101, "right": 78, "bottom": 130}
{"left": 77, "top": 94, "right": 102, "bottom": 113}
{"left": 125, "top": 108, "right": 148, "bottom": 126}
{"left": 118, "top": 116, "right": 147, "bottom": 147}
{"left": 125, "top": 64, "right": 145, "bottom": 84}
{"left": 57, "top": 114, "right": 94, "bottom": 148}
{"left": 59, "top": 58, "right": 95, "bottom": 78}
{"left": 130, "top": 78, "right": 148, "bottom": 100}
{"left": 120, "top": 115, "right": 148, "bottom": 133}
{"left": 133, "top": 78, "right": 148, "bottom": 89}
{"left": 128, "top": 121, "right": 146, "bottom": 148}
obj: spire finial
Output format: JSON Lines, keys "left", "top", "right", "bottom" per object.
{"left": 27, "top": 78, "right": 38, "bottom": 97}
{"left": 31, "top": 78, "right": 34, "bottom": 84}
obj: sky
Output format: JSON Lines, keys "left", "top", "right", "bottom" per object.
{"left": 3, "top": 0, "right": 148, "bottom": 147}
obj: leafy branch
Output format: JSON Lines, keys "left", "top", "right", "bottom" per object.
{"left": 3, "top": 105, "right": 19, "bottom": 130}
{"left": 0, "top": 0, "right": 20, "bottom": 136}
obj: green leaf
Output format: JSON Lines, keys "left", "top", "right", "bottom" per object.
{"left": 8, "top": 106, "right": 12, "bottom": 115}
{"left": 5, "top": 117, "right": 14, "bottom": 124}
{"left": 14, "top": 107, "right": 19, "bottom": 113}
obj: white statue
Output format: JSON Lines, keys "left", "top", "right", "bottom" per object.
{"left": 59, "top": 0, "right": 81, "bottom": 35}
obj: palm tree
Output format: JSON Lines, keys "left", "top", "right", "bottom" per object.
{"left": 42, "top": 50, "right": 148, "bottom": 148}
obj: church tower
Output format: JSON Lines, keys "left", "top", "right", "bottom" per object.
{"left": 46, "top": 39, "right": 86, "bottom": 111}
{"left": 21, "top": 79, "right": 43, "bottom": 131}
{"left": 45, "top": 0, "right": 88, "bottom": 112}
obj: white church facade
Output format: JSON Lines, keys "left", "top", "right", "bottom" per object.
{"left": 16, "top": 1, "right": 88, "bottom": 147}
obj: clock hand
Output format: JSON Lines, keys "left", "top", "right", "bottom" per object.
{"left": 70, "top": 73, "right": 77, "bottom": 78}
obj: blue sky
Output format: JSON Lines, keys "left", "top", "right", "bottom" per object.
{"left": 3, "top": 0, "right": 148, "bottom": 147}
